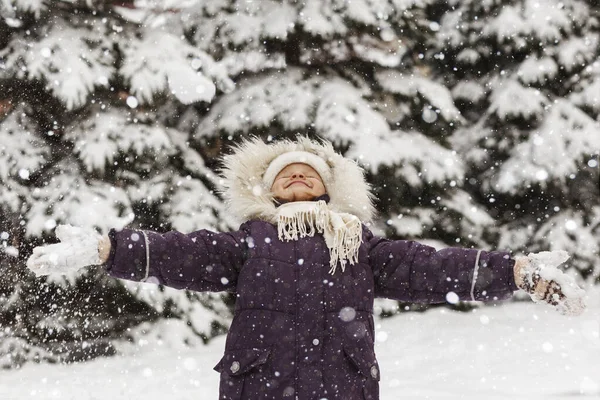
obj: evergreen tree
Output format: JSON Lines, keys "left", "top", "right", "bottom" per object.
{"left": 433, "top": 0, "right": 600, "bottom": 281}
{"left": 0, "top": 0, "right": 234, "bottom": 367}
{"left": 185, "top": 0, "right": 492, "bottom": 249}
{"left": 0, "top": 0, "right": 597, "bottom": 368}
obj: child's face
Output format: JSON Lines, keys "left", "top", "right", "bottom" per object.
{"left": 271, "top": 163, "right": 326, "bottom": 202}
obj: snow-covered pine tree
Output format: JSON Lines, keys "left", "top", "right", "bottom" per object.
{"left": 185, "top": 0, "right": 495, "bottom": 256}
{"left": 153, "top": 0, "right": 505, "bottom": 320}
{"left": 435, "top": 0, "right": 600, "bottom": 281}
{"left": 3, "top": 0, "right": 597, "bottom": 368}
{"left": 0, "top": 0, "right": 235, "bottom": 367}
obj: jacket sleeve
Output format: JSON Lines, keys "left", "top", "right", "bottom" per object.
{"left": 102, "top": 224, "right": 249, "bottom": 293}
{"left": 366, "top": 227, "right": 519, "bottom": 303}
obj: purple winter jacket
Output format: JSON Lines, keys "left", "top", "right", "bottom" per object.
{"left": 104, "top": 221, "right": 518, "bottom": 400}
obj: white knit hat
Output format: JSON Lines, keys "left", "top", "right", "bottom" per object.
{"left": 262, "top": 151, "right": 332, "bottom": 190}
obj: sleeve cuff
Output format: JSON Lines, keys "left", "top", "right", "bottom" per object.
{"left": 102, "top": 228, "right": 148, "bottom": 282}
{"left": 104, "top": 228, "right": 118, "bottom": 270}
{"left": 472, "top": 251, "right": 519, "bottom": 300}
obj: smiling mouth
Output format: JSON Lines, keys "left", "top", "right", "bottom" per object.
{"left": 286, "top": 181, "right": 310, "bottom": 188}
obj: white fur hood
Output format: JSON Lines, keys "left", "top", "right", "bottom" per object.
{"left": 219, "top": 137, "right": 376, "bottom": 224}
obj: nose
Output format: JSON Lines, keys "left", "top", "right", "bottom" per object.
{"left": 291, "top": 171, "right": 305, "bottom": 179}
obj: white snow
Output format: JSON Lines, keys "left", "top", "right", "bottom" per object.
{"left": 0, "top": 23, "right": 114, "bottom": 110}
{"left": 441, "top": 191, "right": 495, "bottom": 228}
{"left": 451, "top": 81, "right": 486, "bottom": 103}
{"left": 533, "top": 209, "right": 600, "bottom": 280}
{"left": 0, "top": 108, "right": 49, "bottom": 182}
{"left": 346, "top": 131, "right": 465, "bottom": 183}
{"left": 519, "top": 251, "right": 587, "bottom": 316}
{"left": 495, "top": 99, "right": 600, "bottom": 193}
{"left": 483, "top": 5, "right": 528, "bottom": 44}
{"left": 482, "top": 0, "right": 575, "bottom": 44}
{"left": 488, "top": 80, "right": 548, "bottom": 121}
{"left": 518, "top": 57, "right": 558, "bottom": 84}
{"left": 66, "top": 111, "right": 175, "bottom": 173}
{"left": 298, "top": 0, "right": 347, "bottom": 38}
{"left": 25, "top": 167, "right": 133, "bottom": 238}
{"left": 2, "top": 288, "right": 599, "bottom": 399}
{"left": 120, "top": 30, "right": 217, "bottom": 105}
{"left": 387, "top": 208, "right": 434, "bottom": 237}
{"left": 375, "top": 70, "right": 463, "bottom": 122}
{"left": 557, "top": 34, "right": 599, "bottom": 72}
{"left": 349, "top": 34, "right": 406, "bottom": 68}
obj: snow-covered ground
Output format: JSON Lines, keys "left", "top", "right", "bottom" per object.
{"left": 2, "top": 288, "right": 599, "bottom": 400}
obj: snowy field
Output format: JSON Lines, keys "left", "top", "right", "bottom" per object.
{"left": 2, "top": 288, "right": 599, "bottom": 400}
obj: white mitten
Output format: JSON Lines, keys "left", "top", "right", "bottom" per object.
{"left": 514, "top": 250, "right": 586, "bottom": 316}
{"left": 26, "top": 225, "right": 104, "bottom": 277}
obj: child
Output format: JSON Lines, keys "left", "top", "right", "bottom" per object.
{"left": 27, "top": 137, "right": 586, "bottom": 400}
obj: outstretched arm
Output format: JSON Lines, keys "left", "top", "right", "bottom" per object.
{"left": 103, "top": 226, "right": 248, "bottom": 292}
{"left": 28, "top": 224, "right": 249, "bottom": 293}
{"left": 367, "top": 230, "right": 517, "bottom": 304}
{"left": 366, "top": 227, "right": 586, "bottom": 315}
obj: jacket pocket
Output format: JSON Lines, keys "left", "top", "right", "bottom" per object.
{"left": 342, "top": 343, "right": 380, "bottom": 382}
{"left": 213, "top": 347, "right": 272, "bottom": 376}
{"left": 213, "top": 347, "right": 272, "bottom": 400}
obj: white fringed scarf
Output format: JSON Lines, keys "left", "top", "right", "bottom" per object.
{"left": 276, "top": 200, "right": 363, "bottom": 275}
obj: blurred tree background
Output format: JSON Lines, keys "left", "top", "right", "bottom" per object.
{"left": 0, "top": 0, "right": 598, "bottom": 368}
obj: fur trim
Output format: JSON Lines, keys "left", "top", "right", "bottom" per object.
{"left": 219, "top": 136, "right": 376, "bottom": 223}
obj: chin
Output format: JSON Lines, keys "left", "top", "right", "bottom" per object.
{"left": 289, "top": 190, "right": 316, "bottom": 201}
{"left": 292, "top": 193, "right": 312, "bottom": 201}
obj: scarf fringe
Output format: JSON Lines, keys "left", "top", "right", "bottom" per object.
{"left": 276, "top": 201, "right": 362, "bottom": 275}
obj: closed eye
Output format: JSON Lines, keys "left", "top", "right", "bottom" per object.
{"left": 278, "top": 175, "right": 317, "bottom": 179}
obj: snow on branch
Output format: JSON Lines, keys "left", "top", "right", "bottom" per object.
{"left": 442, "top": 0, "right": 590, "bottom": 54}
{"left": 345, "top": 130, "right": 465, "bottom": 185}
{"left": 482, "top": 5, "right": 528, "bottom": 45}
{"left": 488, "top": 80, "right": 548, "bottom": 121}
{"left": 534, "top": 209, "right": 600, "bottom": 278}
{"left": 195, "top": 69, "right": 463, "bottom": 180}
{"left": 441, "top": 190, "right": 495, "bottom": 228}
{"left": 570, "top": 61, "right": 600, "bottom": 115}
{"left": 0, "top": 23, "right": 114, "bottom": 110}
{"left": 298, "top": 0, "right": 347, "bottom": 37}
{"left": 299, "top": 0, "right": 428, "bottom": 37}
{"left": 517, "top": 57, "right": 559, "bottom": 85}
{"left": 65, "top": 110, "right": 176, "bottom": 173}
{"left": 556, "top": 34, "right": 600, "bottom": 72}
{"left": 178, "top": 0, "right": 429, "bottom": 77}
{"left": 189, "top": 0, "right": 296, "bottom": 48}
{"left": 348, "top": 34, "right": 407, "bottom": 68}
{"left": 119, "top": 30, "right": 229, "bottom": 105}
{"left": 389, "top": 190, "right": 495, "bottom": 247}
{"left": 1, "top": 0, "right": 46, "bottom": 18}
{"left": 314, "top": 78, "right": 391, "bottom": 146}
{"left": 25, "top": 161, "right": 133, "bottom": 237}
{"left": 451, "top": 81, "right": 487, "bottom": 104}
{"left": 375, "top": 69, "right": 463, "bottom": 122}
{"left": 218, "top": 51, "right": 287, "bottom": 77}
{"left": 187, "top": 0, "right": 291, "bottom": 76}
{"left": 0, "top": 108, "right": 50, "bottom": 182}
{"left": 448, "top": 123, "right": 495, "bottom": 167}
{"left": 495, "top": 100, "right": 600, "bottom": 193}
{"left": 386, "top": 207, "right": 436, "bottom": 237}
{"left": 194, "top": 69, "right": 316, "bottom": 137}
{"left": 116, "top": 283, "right": 232, "bottom": 344}
{"left": 482, "top": 0, "right": 576, "bottom": 44}
{"left": 161, "top": 176, "right": 229, "bottom": 233}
